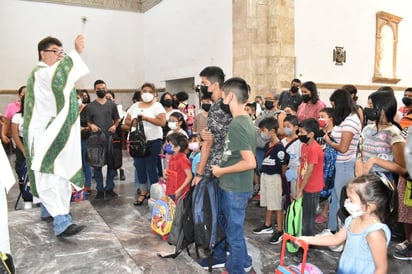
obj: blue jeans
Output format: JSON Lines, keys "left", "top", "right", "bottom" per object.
{"left": 255, "top": 148, "right": 265, "bottom": 176}
{"left": 93, "top": 166, "right": 116, "bottom": 192}
{"left": 302, "top": 191, "right": 320, "bottom": 236}
{"left": 328, "top": 159, "right": 355, "bottom": 231}
{"left": 41, "top": 204, "right": 72, "bottom": 236}
{"left": 216, "top": 187, "right": 253, "bottom": 274}
{"left": 81, "top": 139, "right": 92, "bottom": 188}
{"left": 133, "top": 138, "right": 162, "bottom": 192}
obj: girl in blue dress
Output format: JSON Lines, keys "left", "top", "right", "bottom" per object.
{"left": 298, "top": 174, "right": 397, "bottom": 274}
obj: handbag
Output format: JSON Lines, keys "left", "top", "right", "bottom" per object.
{"left": 128, "top": 116, "right": 150, "bottom": 157}
{"left": 404, "top": 178, "right": 412, "bottom": 207}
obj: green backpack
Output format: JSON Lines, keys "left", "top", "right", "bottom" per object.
{"left": 283, "top": 197, "right": 303, "bottom": 253}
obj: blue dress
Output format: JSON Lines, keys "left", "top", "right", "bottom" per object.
{"left": 337, "top": 216, "right": 391, "bottom": 274}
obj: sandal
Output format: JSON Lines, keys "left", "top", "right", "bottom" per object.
{"left": 133, "top": 192, "right": 148, "bottom": 206}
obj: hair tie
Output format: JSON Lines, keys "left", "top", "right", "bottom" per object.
{"left": 375, "top": 172, "right": 395, "bottom": 191}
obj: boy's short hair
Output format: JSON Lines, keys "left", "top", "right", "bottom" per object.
{"left": 299, "top": 118, "right": 319, "bottom": 136}
{"left": 245, "top": 102, "right": 256, "bottom": 112}
{"left": 199, "top": 66, "right": 225, "bottom": 88}
{"left": 258, "top": 117, "right": 279, "bottom": 131}
{"left": 188, "top": 133, "right": 200, "bottom": 142}
{"left": 222, "top": 77, "right": 249, "bottom": 104}
{"left": 283, "top": 114, "right": 299, "bottom": 126}
{"left": 166, "top": 132, "right": 189, "bottom": 152}
{"left": 319, "top": 107, "right": 334, "bottom": 118}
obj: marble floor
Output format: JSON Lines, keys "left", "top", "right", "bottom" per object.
{"left": 6, "top": 154, "right": 412, "bottom": 274}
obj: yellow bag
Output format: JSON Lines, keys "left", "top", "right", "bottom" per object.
{"left": 404, "top": 179, "right": 412, "bottom": 207}
{"left": 151, "top": 196, "right": 176, "bottom": 237}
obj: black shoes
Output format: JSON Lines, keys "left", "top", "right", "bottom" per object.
{"left": 119, "top": 169, "right": 126, "bottom": 181}
{"left": 41, "top": 216, "right": 54, "bottom": 222}
{"left": 57, "top": 224, "right": 86, "bottom": 237}
{"left": 95, "top": 191, "right": 105, "bottom": 200}
{"left": 105, "top": 190, "right": 119, "bottom": 199}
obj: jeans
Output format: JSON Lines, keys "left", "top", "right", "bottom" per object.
{"left": 302, "top": 191, "right": 320, "bottom": 236}
{"left": 41, "top": 203, "right": 72, "bottom": 236}
{"left": 133, "top": 138, "right": 162, "bottom": 192}
{"left": 81, "top": 139, "right": 92, "bottom": 188}
{"left": 93, "top": 166, "right": 116, "bottom": 192}
{"left": 328, "top": 159, "right": 355, "bottom": 231}
{"left": 255, "top": 148, "right": 265, "bottom": 176}
{"left": 216, "top": 187, "right": 253, "bottom": 274}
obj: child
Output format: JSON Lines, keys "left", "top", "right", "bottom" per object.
{"left": 281, "top": 115, "right": 301, "bottom": 201}
{"left": 298, "top": 174, "right": 396, "bottom": 274}
{"left": 188, "top": 133, "right": 202, "bottom": 175}
{"left": 164, "top": 133, "right": 193, "bottom": 201}
{"left": 245, "top": 102, "right": 257, "bottom": 121}
{"left": 167, "top": 111, "right": 188, "bottom": 138}
{"left": 297, "top": 118, "right": 324, "bottom": 236}
{"left": 253, "top": 117, "right": 289, "bottom": 245}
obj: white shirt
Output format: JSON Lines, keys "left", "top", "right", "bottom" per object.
{"left": 128, "top": 102, "right": 166, "bottom": 141}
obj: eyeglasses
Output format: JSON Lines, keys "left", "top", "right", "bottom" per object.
{"left": 43, "top": 49, "right": 66, "bottom": 56}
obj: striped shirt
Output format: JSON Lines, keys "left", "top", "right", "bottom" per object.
{"left": 331, "top": 113, "right": 361, "bottom": 162}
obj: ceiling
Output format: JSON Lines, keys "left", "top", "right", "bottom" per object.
{"left": 25, "top": 0, "right": 162, "bottom": 13}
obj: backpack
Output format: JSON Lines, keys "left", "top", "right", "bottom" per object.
{"left": 283, "top": 197, "right": 303, "bottom": 253}
{"left": 128, "top": 117, "right": 150, "bottom": 158}
{"left": 148, "top": 181, "right": 166, "bottom": 210}
{"left": 151, "top": 196, "right": 176, "bottom": 238}
{"left": 192, "top": 177, "right": 226, "bottom": 256}
{"left": 87, "top": 131, "right": 107, "bottom": 167}
{"left": 107, "top": 134, "right": 122, "bottom": 170}
{"left": 320, "top": 142, "right": 337, "bottom": 199}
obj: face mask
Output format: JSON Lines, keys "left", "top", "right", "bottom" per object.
{"left": 189, "top": 142, "right": 200, "bottom": 151}
{"left": 364, "top": 107, "right": 378, "bottom": 121}
{"left": 162, "top": 99, "right": 173, "bottom": 108}
{"left": 260, "top": 132, "right": 271, "bottom": 140}
{"left": 220, "top": 101, "right": 231, "bottom": 114}
{"left": 318, "top": 118, "right": 328, "bottom": 128}
{"left": 201, "top": 103, "right": 211, "bottom": 112}
{"left": 402, "top": 97, "right": 412, "bottom": 106}
{"left": 106, "top": 97, "right": 113, "bottom": 101}
{"left": 164, "top": 143, "right": 175, "bottom": 155}
{"left": 291, "top": 86, "right": 299, "bottom": 93}
{"left": 344, "top": 198, "right": 364, "bottom": 218}
{"left": 201, "top": 85, "right": 213, "bottom": 99}
{"left": 283, "top": 127, "right": 294, "bottom": 137}
{"left": 302, "top": 94, "right": 311, "bottom": 103}
{"left": 142, "top": 92, "right": 154, "bottom": 103}
{"left": 168, "top": 121, "right": 177, "bottom": 130}
{"left": 264, "top": 101, "right": 274, "bottom": 110}
{"left": 298, "top": 134, "right": 310, "bottom": 144}
{"left": 96, "top": 90, "right": 106, "bottom": 99}
{"left": 78, "top": 99, "right": 83, "bottom": 106}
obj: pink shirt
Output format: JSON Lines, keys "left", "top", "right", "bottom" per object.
{"left": 297, "top": 100, "right": 326, "bottom": 122}
{"left": 4, "top": 101, "right": 21, "bottom": 120}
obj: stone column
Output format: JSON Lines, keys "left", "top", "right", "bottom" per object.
{"left": 233, "top": 0, "right": 295, "bottom": 98}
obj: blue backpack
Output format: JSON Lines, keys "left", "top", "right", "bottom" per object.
{"left": 320, "top": 143, "right": 337, "bottom": 199}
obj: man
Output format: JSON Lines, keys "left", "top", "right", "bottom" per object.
{"left": 278, "top": 78, "right": 302, "bottom": 110}
{"left": 211, "top": 77, "right": 257, "bottom": 273}
{"left": 1, "top": 86, "right": 25, "bottom": 144}
{"left": 86, "top": 80, "right": 121, "bottom": 200}
{"left": 23, "top": 35, "right": 88, "bottom": 237}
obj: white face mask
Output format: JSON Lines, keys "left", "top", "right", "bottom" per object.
{"left": 344, "top": 199, "right": 364, "bottom": 218}
{"left": 283, "top": 127, "right": 294, "bottom": 136}
{"left": 189, "top": 142, "right": 200, "bottom": 151}
{"left": 260, "top": 132, "right": 270, "bottom": 141}
{"left": 168, "top": 121, "right": 177, "bottom": 130}
{"left": 78, "top": 98, "right": 83, "bottom": 106}
{"left": 142, "top": 92, "right": 154, "bottom": 103}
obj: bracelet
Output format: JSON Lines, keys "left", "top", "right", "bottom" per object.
{"left": 195, "top": 173, "right": 204, "bottom": 178}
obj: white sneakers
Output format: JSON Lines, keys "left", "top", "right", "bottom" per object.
{"left": 315, "top": 229, "right": 344, "bottom": 252}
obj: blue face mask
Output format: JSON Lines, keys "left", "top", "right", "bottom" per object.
{"left": 164, "top": 143, "right": 174, "bottom": 155}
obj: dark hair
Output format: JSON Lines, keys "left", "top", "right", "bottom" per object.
{"left": 222, "top": 77, "right": 249, "bottom": 104}
{"left": 37, "top": 36, "right": 62, "bottom": 61}
{"left": 368, "top": 87, "right": 400, "bottom": 130}
{"left": 188, "top": 133, "right": 200, "bottom": 142}
{"left": 18, "top": 95, "right": 25, "bottom": 115}
{"left": 283, "top": 114, "right": 299, "bottom": 126}
{"left": 319, "top": 107, "right": 334, "bottom": 118}
{"left": 132, "top": 91, "right": 141, "bottom": 102}
{"left": 284, "top": 104, "right": 297, "bottom": 112}
{"left": 404, "top": 87, "right": 412, "bottom": 94}
{"left": 348, "top": 174, "right": 398, "bottom": 225}
{"left": 245, "top": 102, "right": 256, "bottom": 112}
{"left": 78, "top": 89, "right": 91, "bottom": 104}
{"left": 299, "top": 118, "right": 319, "bottom": 136}
{"left": 258, "top": 117, "right": 279, "bottom": 131}
{"left": 94, "top": 80, "right": 106, "bottom": 89}
{"left": 141, "top": 82, "right": 156, "bottom": 93}
{"left": 342, "top": 84, "right": 358, "bottom": 101}
{"left": 175, "top": 91, "right": 189, "bottom": 102}
{"left": 160, "top": 92, "right": 174, "bottom": 105}
{"left": 291, "top": 78, "right": 301, "bottom": 84}
{"left": 169, "top": 111, "right": 188, "bottom": 132}
{"left": 329, "top": 89, "right": 357, "bottom": 126}
{"left": 301, "top": 81, "right": 319, "bottom": 104}
{"left": 166, "top": 132, "right": 189, "bottom": 152}
{"left": 106, "top": 90, "right": 115, "bottom": 99}
{"left": 199, "top": 66, "right": 225, "bottom": 88}
{"left": 18, "top": 86, "right": 26, "bottom": 95}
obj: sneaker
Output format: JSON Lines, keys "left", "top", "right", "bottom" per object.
{"left": 105, "top": 190, "right": 119, "bottom": 199}
{"left": 253, "top": 224, "right": 273, "bottom": 235}
{"left": 197, "top": 257, "right": 226, "bottom": 269}
{"left": 24, "top": 202, "right": 33, "bottom": 209}
{"left": 57, "top": 224, "right": 87, "bottom": 237}
{"left": 119, "top": 169, "right": 126, "bottom": 181}
{"left": 269, "top": 230, "right": 283, "bottom": 245}
{"left": 395, "top": 240, "right": 410, "bottom": 251}
{"left": 394, "top": 244, "right": 412, "bottom": 260}
{"left": 315, "top": 214, "right": 328, "bottom": 224}
{"left": 95, "top": 191, "right": 105, "bottom": 200}
{"left": 222, "top": 267, "right": 256, "bottom": 274}
{"left": 315, "top": 229, "right": 344, "bottom": 252}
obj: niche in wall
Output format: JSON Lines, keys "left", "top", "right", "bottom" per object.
{"left": 372, "top": 11, "right": 402, "bottom": 84}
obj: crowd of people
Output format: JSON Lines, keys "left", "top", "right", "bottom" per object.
{"left": 1, "top": 34, "right": 412, "bottom": 273}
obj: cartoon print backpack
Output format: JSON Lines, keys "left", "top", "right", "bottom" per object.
{"left": 151, "top": 196, "right": 176, "bottom": 239}
{"left": 283, "top": 198, "right": 303, "bottom": 253}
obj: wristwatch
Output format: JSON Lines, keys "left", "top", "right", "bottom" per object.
{"left": 195, "top": 173, "right": 204, "bottom": 178}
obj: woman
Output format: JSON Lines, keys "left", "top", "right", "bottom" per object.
{"left": 297, "top": 81, "right": 326, "bottom": 122}
{"left": 323, "top": 89, "right": 361, "bottom": 233}
{"left": 124, "top": 83, "right": 166, "bottom": 206}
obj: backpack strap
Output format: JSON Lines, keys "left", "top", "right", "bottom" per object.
{"left": 284, "top": 137, "right": 299, "bottom": 150}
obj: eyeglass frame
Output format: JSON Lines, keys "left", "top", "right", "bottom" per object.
{"left": 42, "top": 49, "right": 66, "bottom": 56}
